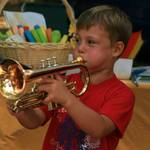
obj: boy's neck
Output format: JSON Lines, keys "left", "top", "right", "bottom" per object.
{"left": 89, "top": 69, "right": 114, "bottom": 84}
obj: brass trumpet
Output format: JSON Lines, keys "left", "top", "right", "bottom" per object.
{"left": 0, "top": 57, "right": 90, "bottom": 112}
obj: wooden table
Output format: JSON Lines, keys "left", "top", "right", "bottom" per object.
{"left": 117, "top": 81, "right": 150, "bottom": 150}
{"left": 0, "top": 96, "right": 48, "bottom": 150}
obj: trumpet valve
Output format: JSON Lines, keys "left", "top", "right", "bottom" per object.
{"left": 46, "top": 58, "right": 52, "bottom": 68}
{"left": 40, "top": 59, "right": 46, "bottom": 68}
{"left": 52, "top": 56, "right": 58, "bottom": 66}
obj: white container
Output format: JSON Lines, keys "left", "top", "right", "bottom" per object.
{"left": 114, "top": 58, "right": 133, "bottom": 80}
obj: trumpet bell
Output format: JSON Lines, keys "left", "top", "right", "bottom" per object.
{"left": 0, "top": 58, "right": 25, "bottom": 100}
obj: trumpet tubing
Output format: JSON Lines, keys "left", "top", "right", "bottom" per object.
{"left": 0, "top": 57, "right": 90, "bottom": 112}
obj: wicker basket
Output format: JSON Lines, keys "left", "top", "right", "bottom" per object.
{"left": 0, "top": 0, "right": 75, "bottom": 69}
{"left": 0, "top": 41, "right": 72, "bottom": 68}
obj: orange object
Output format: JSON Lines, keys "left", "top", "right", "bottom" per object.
{"left": 11, "top": 25, "right": 18, "bottom": 34}
{"left": 121, "top": 31, "right": 142, "bottom": 58}
{"left": 23, "top": 25, "right": 30, "bottom": 31}
{"left": 18, "top": 26, "right": 24, "bottom": 37}
{"left": 128, "top": 32, "right": 144, "bottom": 59}
{"left": 46, "top": 28, "right": 52, "bottom": 42}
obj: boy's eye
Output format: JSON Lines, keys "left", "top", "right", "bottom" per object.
{"left": 75, "top": 37, "right": 98, "bottom": 47}
{"left": 87, "top": 40, "right": 96, "bottom": 45}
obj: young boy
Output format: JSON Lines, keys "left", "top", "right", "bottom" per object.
{"left": 8, "top": 5, "right": 135, "bottom": 150}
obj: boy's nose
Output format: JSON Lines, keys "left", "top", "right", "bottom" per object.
{"left": 77, "top": 42, "right": 86, "bottom": 53}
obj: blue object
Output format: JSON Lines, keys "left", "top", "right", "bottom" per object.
{"left": 131, "top": 68, "right": 147, "bottom": 86}
{"left": 24, "top": 30, "right": 36, "bottom": 42}
{"left": 132, "top": 68, "right": 146, "bottom": 76}
{"left": 34, "top": 24, "right": 40, "bottom": 29}
{"left": 17, "top": 24, "right": 23, "bottom": 28}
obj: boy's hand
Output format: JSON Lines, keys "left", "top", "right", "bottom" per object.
{"left": 37, "top": 74, "right": 73, "bottom": 106}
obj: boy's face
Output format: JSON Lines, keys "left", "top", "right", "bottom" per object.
{"left": 74, "top": 25, "right": 118, "bottom": 73}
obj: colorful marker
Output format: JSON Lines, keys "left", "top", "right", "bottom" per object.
{"left": 24, "top": 30, "right": 36, "bottom": 43}
{"left": 34, "top": 25, "right": 47, "bottom": 43}
{"left": 31, "top": 28, "right": 41, "bottom": 43}
{"left": 46, "top": 28, "right": 52, "bottom": 42}
{"left": 60, "top": 34, "right": 68, "bottom": 44}
{"left": 51, "top": 30, "right": 61, "bottom": 43}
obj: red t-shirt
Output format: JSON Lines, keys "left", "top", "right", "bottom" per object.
{"left": 40, "top": 74, "right": 135, "bottom": 150}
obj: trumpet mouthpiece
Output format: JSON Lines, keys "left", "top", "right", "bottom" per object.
{"left": 76, "top": 56, "right": 83, "bottom": 61}
{"left": 72, "top": 56, "right": 84, "bottom": 63}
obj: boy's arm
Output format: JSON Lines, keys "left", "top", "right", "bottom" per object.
{"left": 64, "top": 95, "right": 116, "bottom": 139}
{"left": 7, "top": 106, "right": 46, "bottom": 129}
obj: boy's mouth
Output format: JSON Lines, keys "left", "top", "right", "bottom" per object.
{"left": 74, "top": 55, "right": 87, "bottom": 65}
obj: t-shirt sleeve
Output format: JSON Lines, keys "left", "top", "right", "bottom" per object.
{"left": 100, "top": 86, "right": 135, "bottom": 137}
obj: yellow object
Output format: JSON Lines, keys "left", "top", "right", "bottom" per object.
{"left": 60, "top": 34, "right": 68, "bottom": 44}
{"left": 61, "top": 0, "right": 76, "bottom": 48}
{"left": 41, "top": 25, "right": 48, "bottom": 42}
{"left": 0, "top": 0, "right": 9, "bottom": 14}
{"left": 6, "top": 30, "right": 13, "bottom": 37}
{"left": 61, "top": 0, "right": 76, "bottom": 35}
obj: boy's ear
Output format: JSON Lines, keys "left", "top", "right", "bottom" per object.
{"left": 112, "top": 41, "right": 125, "bottom": 57}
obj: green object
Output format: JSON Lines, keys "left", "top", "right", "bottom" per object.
{"left": 51, "top": 30, "right": 61, "bottom": 43}
{"left": 0, "top": 32, "right": 8, "bottom": 41}
{"left": 35, "top": 27, "right": 47, "bottom": 43}
{"left": 31, "top": 29, "right": 41, "bottom": 42}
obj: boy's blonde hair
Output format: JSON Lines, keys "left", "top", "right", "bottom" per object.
{"left": 76, "top": 5, "right": 132, "bottom": 46}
